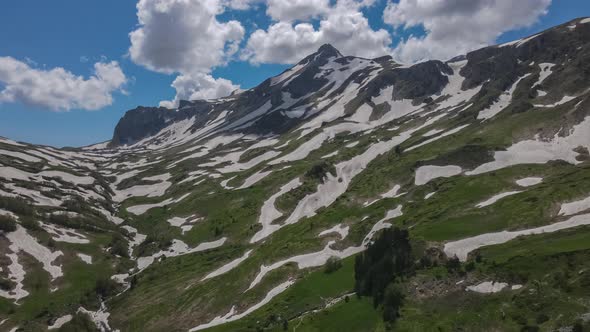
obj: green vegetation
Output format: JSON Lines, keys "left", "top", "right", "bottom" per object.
{"left": 0, "top": 214, "right": 17, "bottom": 232}
{"left": 0, "top": 196, "right": 34, "bottom": 216}
{"left": 355, "top": 228, "right": 412, "bottom": 324}
{"left": 324, "top": 256, "right": 342, "bottom": 274}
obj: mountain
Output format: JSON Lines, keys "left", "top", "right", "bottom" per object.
{"left": 1, "top": 17, "right": 590, "bottom": 331}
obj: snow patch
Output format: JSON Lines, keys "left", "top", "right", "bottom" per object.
{"left": 189, "top": 280, "right": 294, "bottom": 332}
{"left": 42, "top": 223, "right": 89, "bottom": 244}
{"left": 444, "top": 212, "right": 590, "bottom": 261}
{"left": 48, "top": 315, "right": 73, "bottom": 330}
{"left": 77, "top": 253, "right": 93, "bottom": 264}
{"left": 127, "top": 193, "right": 191, "bottom": 215}
{"left": 202, "top": 249, "right": 253, "bottom": 281}
{"left": 559, "top": 195, "right": 590, "bottom": 216}
{"left": 516, "top": 177, "right": 543, "bottom": 187}
{"left": 477, "top": 74, "right": 531, "bottom": 120}
{"left": 136, "top": 238, "right": 226, "bottom": 272}
{"left": 476, "top": 191, "right": 522, "bottom": 208}
{"left": 318, "top": 224, "right": 350, "bottom": 239}
{"left": 466, "top": 281, "right": 508, "bottom": 293}
{"left": 467, "top": 116, "right": 590, "bottom": 175}
{"left": 250, "top": 178, "right": 302, "bottom": 243}
{"left": 407, "top": 124, "right": 470, "bottom": 151}
{"left": 415, "top": 165, "right": 462, "bottom": 186}
{"left": 534, "top": 95, "right": 576, "bottom": 108}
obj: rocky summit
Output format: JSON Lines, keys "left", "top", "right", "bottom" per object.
{"left": 1, "top": 17, "right": 590, "bottom": 331}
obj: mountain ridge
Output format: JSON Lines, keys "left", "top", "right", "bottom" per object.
{"left": 109, "top": 16, "right": 590, "bottom": 149}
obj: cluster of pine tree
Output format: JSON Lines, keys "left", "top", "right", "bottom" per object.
{"left": 354, "top": 227, "right": 412, "bottom": 323}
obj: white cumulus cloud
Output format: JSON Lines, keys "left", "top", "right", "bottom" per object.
{"left": 159, "top": 73, "right": 239, "bottom": 108}
{"left": 266, "top": 0, "right": 331, "bottom": 22}
{"left": 129, "top": 0, "right": 245, "bottom": 106}
{"left": 243, "top": 0, "right": 391, "bottom": 64}
{"left": 0, "top": 57, "right": 127, "bottom": 111}
{"left": 384, "top": 0, "right": 552, "bottom": 63}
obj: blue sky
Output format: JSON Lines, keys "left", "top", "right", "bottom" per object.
{"left": 0, "top": 0, "right": 588, "bottom": 147}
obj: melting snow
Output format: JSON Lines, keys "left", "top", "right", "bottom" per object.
{"left": 321, "top": 151, "right": 339, "bottom": 159}
{"left": 249, "top": 206, "right": 402, "bottom": 290}
{"left": 77, "top": 253, "right": 93, "bottom": 264}
{"left": 48, "top": 315, "right": 73, "bottom": 330}
{"left": 318, "top": 224, "right": 350, "bottom": 239}
{"left": 78, "top": 301, "right": 119, "bottom": 332}
{"left": 467, "top": 116, "right": 590, "bottom": 175}
{"left": 415, "top": 165, "right": 462, "bottom": 186}
{"left": 6, "top": 225, "right": 63, "bottom": 279}
{"left": 136, "top": 238, "right": 226, "bottom": 271}
{"left": 121, "top": 225, "right": 147, "bottom": 258}
{"left": 433, "top": 60, "right": 482, "bottom": 112}
{"left": 250, "top": 178, "right": 302, "bottom": 243}
{"left": 444, "top": 212, "right": 590, "bottom": 261}
{"left": 466, "top": 281, "right": 508, "bottom": 293}
{"left": 202, "top": 249, "right": 253, "bottom": 281}
{"left": 499, "top": 33, "right": 540, "bottom": 48}
{"left": 112, "top": 173, "right": 172, "bottom": 202}
{"left": 189, "top": 280, "right": 295, "bottom": 332}
{"left": 364, "top": 184, "right": 402, "bottom": 206}
{"left": 559, "top": 194, "right": 590, "bottom": 216}
{"left": 423, "top": 128, "right": 444, "bottom": 137}
{"left": 477, "top": 74, "right": 531, "bottom": 120}
{"left": 0, "top": 149, "right": 42, "bottom": 163}
{"left": 345, "top": 141, "right": 359, "bottom": 148}
{"left": 237, "top": 170, "right": 273, "bottom": 189}
{"left": 407, "top": 124, "right": 470, "bottom": 151}
{"left": 516, "top": 177, "right": 543, "bottom": 187}
{"left": 476, "top": 191, "right": 522, "bottom": 208}
{"left": 534, "top": 95, "right": 576, "bottom": 108}
{"left": 280, "top": 116, "right": 444, "bottom": 234}
{"left": 533, "top": 63, "right": 555, "bottom": 88}
{"left": 0, "top": 252, "right": 28, "bottom": 301}
{"left": 126, "top": 193, "right": 191, "bottom": 216}
{"left": 42, "top": 223, "right": 89, "bottom": 244}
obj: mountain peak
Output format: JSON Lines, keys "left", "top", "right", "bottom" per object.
{"left": 316, "top": 44, "right": 343, "bottom": 59}
{"left": 295, "top": 43, "right": 343, "bottom": 67}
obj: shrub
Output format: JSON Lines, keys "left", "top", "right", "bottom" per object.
{"left": 94, "top": 277, "right": 120, "bottom": 298}
{"left": 0, "top": 196, "right": 34, "bottom": 216}
{"left": 536, "top": 313, "right": 549, "bottom": 324}
{"left": 382, "top": 283, "right": 404, "bottom": 323}
{"left": 354, "top": 227, "right": 412, "bottom": 307}
{"left": 304, "top": 161, "right": 336, "bottom": 183}
{"left": 109, "top": 233, "right": 130, "bottom": 258}
{"left": 0, "top": 215, "right": 17, "bottom": 232}
{"left": 445, "top": 256, "right": 462, "bottom": 274}
{"left": 0, "top": 277, "right": 15, "bottom": 291}
{"left": 324, "top": 256, "right": 343, "bottom": 274}
{"left": 21, "top": 218, "right": 41, "bottom": 232}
